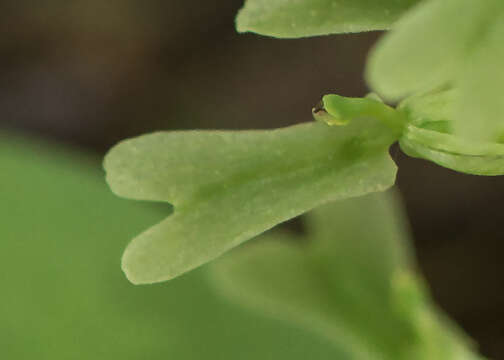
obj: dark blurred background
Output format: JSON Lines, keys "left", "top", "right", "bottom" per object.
{"left": 1, "top": 1, "right": 503, "bottom": 358}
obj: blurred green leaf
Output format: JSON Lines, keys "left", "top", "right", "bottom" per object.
{"left": 0, "top": 132, "right": 350, "bottom": 360}
{"left": 398, "top": 89, "right": 504, "bottom": 175}
{"left": 367, "top": 0, "right": 504, "bottom": 142}
{"left": 210, "top": 192, "right": 483, "bottom": 360}
{"left": 104, "top": 120, "right": 398, "bottom": 284}
{"left": 236, "top": 0, "right": 420, "bottom": 38}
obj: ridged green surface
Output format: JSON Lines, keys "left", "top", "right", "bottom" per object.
{"left": 398, "top": 89, "right": 504, "bottom": 175}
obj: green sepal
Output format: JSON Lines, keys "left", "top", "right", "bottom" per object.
{"left": 236, "top": 0, "right": 420, "bottom": 38}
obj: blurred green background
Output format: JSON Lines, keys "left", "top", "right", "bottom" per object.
{"left": 1, "top": 133, "right": 346, "bottom": 359}
{"left": 0, "top": 1, "right": 503, "bottom": 358}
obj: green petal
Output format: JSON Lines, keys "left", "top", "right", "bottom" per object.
{"left": 398, "top": 87, "right": 457, "bottom": 128}
{"left": 366, "top": 0, "right": 500, "bottom": 100}
{"left": 210, "top": 192, "right": 482, "bottom": 359}
{"left": 236, "top": 0, "right": 420, "bottom": 38}
{"left": 104, "top": 120, "right": 397, "bottom": 284}
{"left": 367, "top": 0, "right": 504, "bottom": 144}
{"left": 454, "top": 15, "right": 504, "bottom": 142}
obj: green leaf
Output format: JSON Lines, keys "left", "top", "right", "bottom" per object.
{"left": 236, "top": 0, "right": 420, "bottom": 38}
{"left": 104, "top": 120, "right": 398, "bottom": 284}
{"left": 367, "top": 0, "right": 504, "bottom": 142}
{"left": 0, "top": 132, "right": 350, "bottom": 360}
{"left": 210, "top": 191, "right": 483, "bottom": 360}
{"left": 398, "top": 89, "right": 504, "bottom": 175}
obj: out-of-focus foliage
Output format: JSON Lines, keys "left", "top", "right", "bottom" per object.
{"left": 210, "top": 192, "right": 483, "bottom": 360}
{"left": 104, "top": 120, "right": 397, "bottom": 284}
{"left": 0, "top": 133, "right": 348, "bottom": 360}
{"left": 367, "top": 0, "right": 504, "bottom": 142}
{"left": 236, "top": 0, "right": 420, "bottom": 38}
